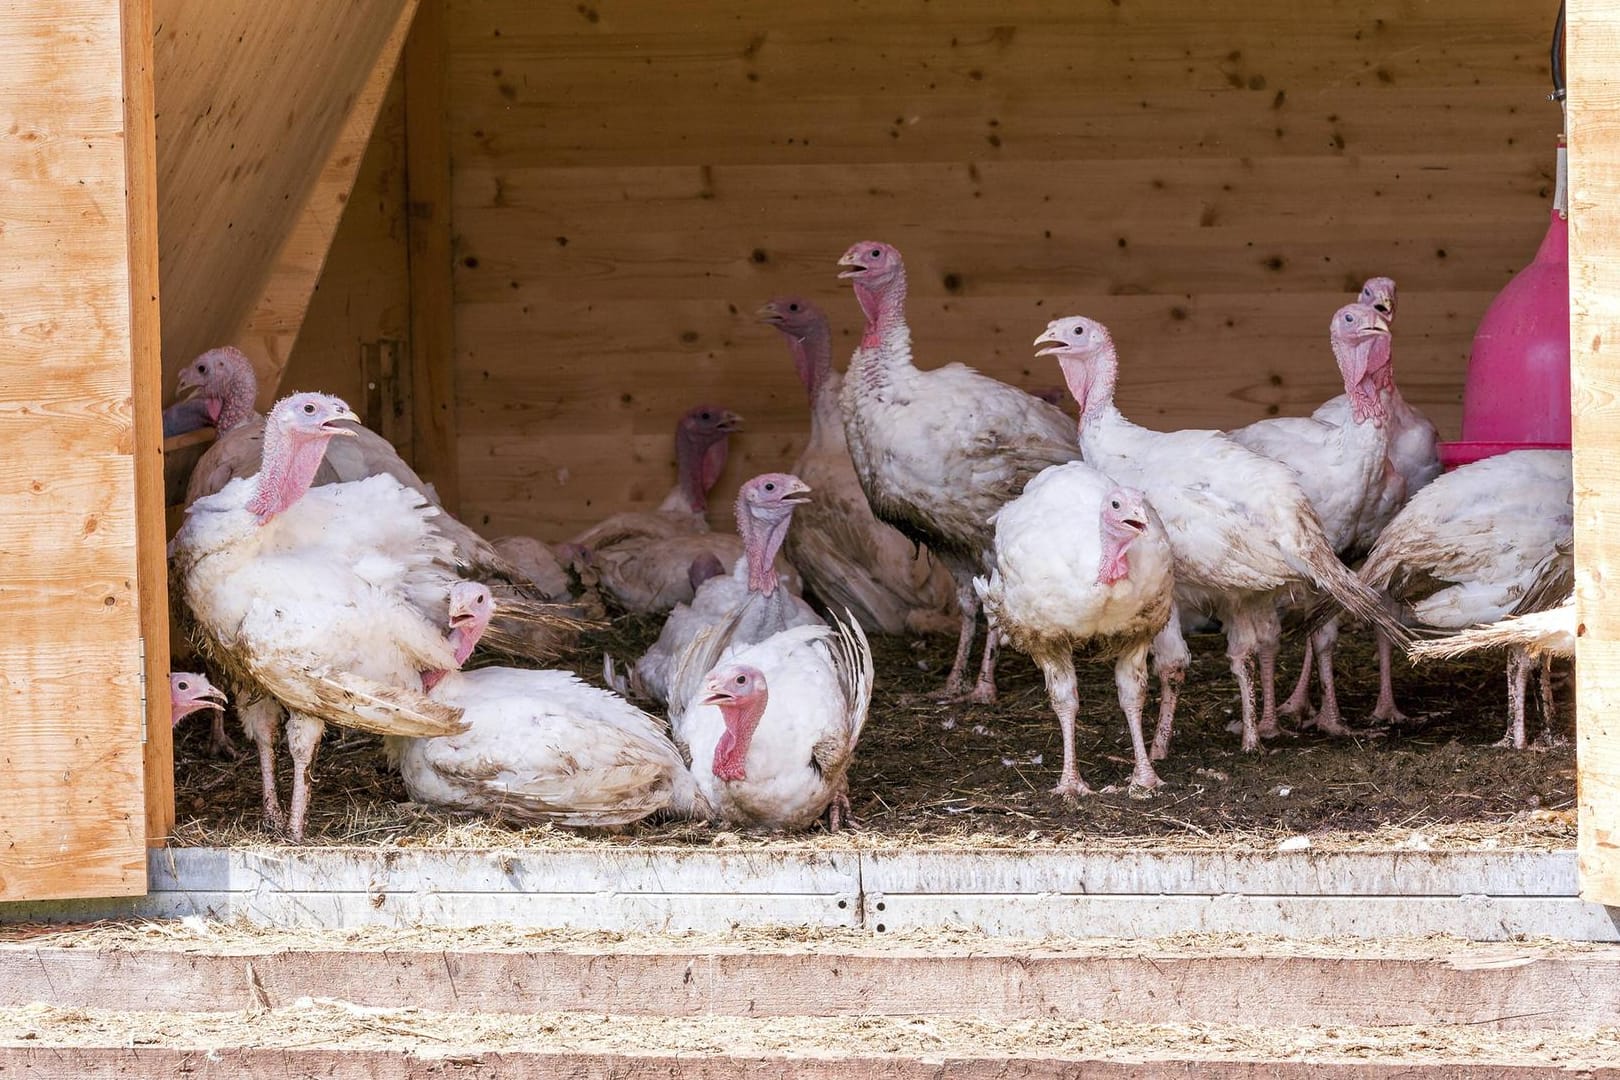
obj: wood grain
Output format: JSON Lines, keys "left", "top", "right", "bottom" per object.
{"left": 151, "top": 0, "right": 413, "bottom": 394}
{"left": 404, "top": 0, "right": 461, "bottom": 510}
{"left": 1567, "top": 0, "right": 1620, "bottom": 908}
{"left": 0, "top": 0, "right": 151, "bottom": 899}
{"left": 230, "top": 0, "right": 419, "bottom": 403}
{"left": 123, "top": 0, "right": 172, "bottom": 846}
{"left": 441, "top": 0, "right": 1560, "bottom": 540}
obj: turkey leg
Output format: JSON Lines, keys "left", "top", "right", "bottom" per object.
{"left": 285, "top": 712, "right": 325, "bottom": 843}
{"left": 1040, "top": 654, "right": 1094, "bottom": 797}
{"left": 1115, "top": 646, "right": 1161, "bottom": 792}
{"left": 240, "top": 696, "right": 286, "bottom": 834}
{"left": 1369, "top": 630, "right": 1409, "bottom": 723}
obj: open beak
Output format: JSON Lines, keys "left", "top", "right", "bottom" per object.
{"left": 836, "top": 254, "right": 867, "bottom": 279}
{"left": 323, "top": 407, "right": 363, "bottom": 437}
{"left": 1033, "top": 327, "right": 1069, "bottom": 357}
{"left": 1122, "top": 517, "right": 1148, "bottom": 533}
{"left": 195, "top": 684, "right": 227, "bottom": 711}
{"left": 779, "top": 479, "right": 812, "bottom": 505}
{"left": 448, "top": 609, "right": 480, "bottom": 630}
{"left": 754, "top": 303, "right": 784, "bottom": 325}
{"left": 1368, "top": 313, "right": 1391, "bottom": 335}
{"left": 699, "top": 679, "right": 735, "bottom": 707}
{"left": 716, "top": 410, "right": 744, "bottom": 434}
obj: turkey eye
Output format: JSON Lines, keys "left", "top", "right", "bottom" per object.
{"left": 1111, "top": 500, "right": 1120, "bottom": 509}
{"left": 700, "top": 412, "right": 711, "bottom": 420}
{"left": 177, "top": 681, "right": 189, "bottom": 691}
{"left": 303, "top": 403, "right": 316, "bottom": 414}
{"left": 764, "top": 482, "right": 775, "bottom": 492}
{"left": 196, "top": 364, "right": 206, "bottom": 373}
{"left": 870, "top": 249, "right": 881, "bottom": 258}
{"left": 735, "top": 674, "right": 747, "bottom": 685}
{"left": 788, "top": 303, "right": 799, "bottom": 311}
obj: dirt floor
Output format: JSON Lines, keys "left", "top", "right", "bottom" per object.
{"left": 169, "top": 615, "right": 1577, "bottom": 851}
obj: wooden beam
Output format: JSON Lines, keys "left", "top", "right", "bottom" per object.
{"left": 0, "top": 0, "right": 155, "bottom": 901}
{"left": 231, "top": 0, "right": 420, "bottom": 401}
{"left": 152, "top": 0, "right": 414, "bottom": 394}
{"left": 123, "top": 0, "right": 171, "bottom": 846}
{"left": 1569, "top": 0, "right": 1620, "bottom": 908}
{"left": 403, "top": 0, "right": 461, "bottom": 511}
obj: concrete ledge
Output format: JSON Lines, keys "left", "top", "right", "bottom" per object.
{"left": 1, "top": 847, "right": 1615, "bottom": 941}
{"left": 0, "top": 1046, "right": 1613, "bottom": 1079}
{"left": 2, "top": 943, "right": 1618, "bottom": 1030}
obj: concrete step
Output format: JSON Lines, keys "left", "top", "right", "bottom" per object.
{"left": 2, "top": 928, "right": 1617, "bottom": 1031}
{"left": 1, "top": 1002, "right": 1618, "bottom": 1078}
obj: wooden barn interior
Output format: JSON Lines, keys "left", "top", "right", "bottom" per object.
{"left": 4, "top": 0, "right": 1619, "bottom": 913}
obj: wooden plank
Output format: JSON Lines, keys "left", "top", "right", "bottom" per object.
{"left": 0, "top": 2, "right": 151, "bottom": 900}
{"left": 152, "top": 0, "right": 413, "bottom": 393}
{"left": 2, "top": 1047, "right": 1615, "bottom": 1080}
{"left": 1568, "top": 0, "right": 1620, "bottom": 908}
{"left": 6, "top": 942, "right": 1619, "bottom": 1030}
{"left": 277, "top": 73, "right": 412, "bottom": 449}
{"left": 403, "top": 0, "right": 461, "bottom": 510}
{"left": 229, "top": 0, "right": 419, "bottom": 401}
{"left": 124, "top": 0, "right": 171, "bottom": 848}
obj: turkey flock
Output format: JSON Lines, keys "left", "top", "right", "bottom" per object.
{"left": 165, "top": 241, "right": 1574, "bottom": 841}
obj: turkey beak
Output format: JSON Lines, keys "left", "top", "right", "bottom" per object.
{"left": 754, "top": 303, "right": 783, "bottom": 325}
{"left": 198, "top": 684, "right": 228, "bottom": 711}
{"left": 1033, "top": 327, "right": 1069, "bottom": 358}
{"left": 324, "top": 408, "right": 363, "bottom": 438}
{"left": 1122, "top": 516, "right": 1148, "bottom": 533}
{"left": 836, "top": 253, "right": 867, "bottom": 279}
{"left": 1368, "top": 313, "right": 1391, "bottom": 336}
{"left": 780, "top": 479, "right": 812, "bottom": 505}
{"left": 699, "top": 678, "right": 735, "bottom": 707}
{"left": 716, "top": 410, "right": 744, "bottom": 434}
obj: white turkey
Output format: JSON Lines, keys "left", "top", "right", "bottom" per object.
{"left": 1225, "top": 301, "right": 1396, "bottom": 736}
{"left": 169, "top": 672, "right": 226, "bottom": 729}
{"left": 394, "top": 583, "right": 706, "bottom": 826}
{"left": 1033, "top": 316, "right": 1408, "bottom": 754}
{"left": 837, "top": 241, "right": 1080, "bottom": 703}
{"left": 668, "top": 611, "right": 873, "bottom": 831}
{"left": 630, "top": 473, "right": 823, "bottom": 706}
{"left": 759, "top": 296, "right": 957, "bottom": 635}
{"left": 171, "top": 392, "right": 470, "bottom": 841}
{"left": 175, "top": 346, "right": 578, "bottom": 655}
{"left": 976, "top": 470, "right": 1175, "bottom": 795}
{"left": 1351, "top": 450, "right": 1573, "bottom": 738}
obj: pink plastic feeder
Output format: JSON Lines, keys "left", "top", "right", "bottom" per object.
{"left": 1438, "top": 13, "right": 1571, "bottom": 470}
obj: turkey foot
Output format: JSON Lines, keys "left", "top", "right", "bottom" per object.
{"left": 208, "top": 712, "right": 241, "bottom": 759}
{"left": 966, "top": 627, "right": 1000, "bottom": 704}
{"left": 1277, "top": 642, "right": 1314, "bottom": 718}
{"left": 1369, "top": 633, "right": 1409, "bottom": 724}
{"left": 825, "top": 787, "right": 863, "bottom": 832}
{"left": 1311, "top": 702, "right": 1383, "bottom": 740}
{"left": 1051, "top": 775, "right": 1097, "bottom": 799}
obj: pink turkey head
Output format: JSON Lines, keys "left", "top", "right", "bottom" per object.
{"left": 837, "top": 241, "right": 906, "bottom": 325}
{"left": 1358, "top": 276, "right": 1398, "bottom": 322}
{"left": 447, "top": 580, "right": 494, "bottom": 662}
{"left": 735, "top": 472, "right": 811, "bottom": 596}
{"left": 246, "top": 393, "right": 361, "bottom": 523}
{"left": 757, "top": 297, "right": 833, "bottom": 399}
{"left": 1035, "top": 316, "right": 1119, "bottom": 420}
{"left": 169, "top": 672, "right": 226, "bottom": 728}
{"left": 674, "top": 404, "right": 743, "bottom": 513}
{"left": 176, "top": 346, "right": 258, "bottom": 431}
{"left": 701, "top": 664, "right": 769, "bottom": 782}
{"left": 1329, "top": 303, "right": 1393, "bottom": 424}
{"left": 1097, "top": 487, "right": 1152, "bottom": 586}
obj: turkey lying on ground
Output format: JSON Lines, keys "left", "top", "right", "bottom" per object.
{"left": 836, "top": 241, "right": 1080, "bottom": 704}
{"left": 393, "top": 582, "right": 707, "bottom": 826}
{"left": 171, "top": 392, "right": 474, "bottom": 841}
{"left": 759, "top": 295, "right": 957, "bottom": 636}
{"left": 668, "top": 609, "right": 873, "bottom": 832}
{"left": 628, "top": 473, "right": 823, "bottom": 706}
{"left": 977, "top": 472, "right": 1175, "bottom": 796}
{"left": 1033, "top": 315, "right": 1410, "bottom": 756}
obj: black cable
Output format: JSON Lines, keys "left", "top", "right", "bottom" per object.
{"left": 1552, "top": 1, "right": 1566, "bottom": 101}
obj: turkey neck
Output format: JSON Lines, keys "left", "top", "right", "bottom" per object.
{"left": 788, "top": 319, "right": 840, "bottom": 434}
{"left": 1332, "top": 332, "right": 1393, "bottom": 424}
{"left": 1097, "top": 519, "right": 1140, "bottom": 586}
{"left": 1059, "top": 347, "right": 1125, "bottom": 446}
{"left": 672, "top": 430, "right": 726, "bottom": 514}
{"left": 712, "top": 694, "right": 768, "bottom": 781}
{"left": 214, "top": 365, "right": 260, "bottom": 432}
{"left": 246, "top": 424, "right": 335, "bottom": 522}
{"left": 848, "top": 268, "right": 912, "bottom": 396}
{"left": 736, "top": 503, "right": 795, "bottom": 597}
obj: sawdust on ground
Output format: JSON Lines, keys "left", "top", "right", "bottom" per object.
{"left": 170, "top": 618, "right": 1577, "bottom": 851}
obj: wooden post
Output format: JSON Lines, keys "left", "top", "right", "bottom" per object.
{"left": 0, "top": 0, "right": 160, "bottom": 900}
{"left": 123, "top": 0, "right": 172, "bottom": 845}
{"left": 1568, "top": 0, "right": 1620, "bottom": 907}
{"left": 403, "top": 0, "right": 460, "bottom": 511}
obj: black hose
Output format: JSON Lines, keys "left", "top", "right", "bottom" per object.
{"left": 1552, "top": 0, "right": 1566, "bottom": 101}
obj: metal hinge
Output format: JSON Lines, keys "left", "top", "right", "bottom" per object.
{"left": 138, "top": 635, "right": 148, "bottom": 745}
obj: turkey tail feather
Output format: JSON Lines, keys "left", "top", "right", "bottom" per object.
{"left": 1294, "top": 530, "right": 1410, "bottom": 645}
{"left": 250, "top": 666, "right": 468, "bottom": 737}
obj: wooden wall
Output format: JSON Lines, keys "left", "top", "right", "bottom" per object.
{"left": 429, "top": 0, "right": 1560, "bottom": 538}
